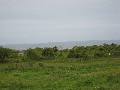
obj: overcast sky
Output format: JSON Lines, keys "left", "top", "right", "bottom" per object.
{"left": 0, "top": 0, "right": 120, "bottom": 44}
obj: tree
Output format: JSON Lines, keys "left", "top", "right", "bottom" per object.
{"left": 0, "top": 47, "right": 14, "bottom": 63}
{"left": 26, "top": 48, "right": 41, "bottom": 60}
{"left": 67, "top": 49, "right": 80, "bottom": 58}
{"left": 42, "top": 48, "right": 55, "bottom": 59}
{"left": 94, "top": 51, "right": 105, "bottom": 58}
{"left": 53, "top": 46, "right": 58, "bottom": 53}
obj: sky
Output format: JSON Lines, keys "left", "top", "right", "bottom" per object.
{"left": 0, "top": 0, "right": 120, "bottom": 44}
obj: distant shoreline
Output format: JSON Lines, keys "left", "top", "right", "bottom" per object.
{"left": 1, "top": 40, "right": 120, "bottom": 50}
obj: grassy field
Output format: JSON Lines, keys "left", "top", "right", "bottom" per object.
{"left": 0, "top": 58, "right": 120, "bottom": 90}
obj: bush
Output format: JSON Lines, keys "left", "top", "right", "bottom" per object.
{"left": 67, "top": 49, "right": 80, "bottom": 58}
{"left": 0, "top": 47, "right": 14, "bottom": 63}
{"left": 42, "top": 48, "right": 55, "bottom": 59}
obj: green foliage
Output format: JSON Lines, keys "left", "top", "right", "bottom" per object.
{"left": 67, "top": 49, "right": 80, "bottom": 58}
{"left": 0, "top": 58, "right": 119, "bottom": 89}
{"left": 67, "top": 44, "right": 120, "bottom": 59}
{"left": 53, "top": 46, "right": 58, "bottom": 53}
{"left": 94, "top": 51, "right": 105, "bottom": 58}
{"left": 0, "top": 47, "right": 15, "bottom": 63}
{"left": 25, "top": 48, "right": 42, "bottom": 60}
{"left": 42, "top": 48, "right": 55, "bottom": 59}
{"left": 0, "top": 43, "right": 120, "bottom": 62}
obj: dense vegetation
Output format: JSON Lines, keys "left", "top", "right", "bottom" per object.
{"left": 0, "top": 44, "right": 120, "bottom": 89}
{"left": 0, "top": 43, "right": 120, "bottom": 62}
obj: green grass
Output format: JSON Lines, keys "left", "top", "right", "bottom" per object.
{"left": 0, "top": 58, "right": 120, "bottom": 90}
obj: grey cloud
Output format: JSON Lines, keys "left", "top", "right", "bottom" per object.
{"left": 0, "top": 0, "right": 120, "bottom": 44}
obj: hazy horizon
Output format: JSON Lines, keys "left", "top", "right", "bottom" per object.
{"left": 0, "top": 0, "right": 120, "bottom": 44}
{"left": 0, "top": 40, "right": 119, "bottom": 46}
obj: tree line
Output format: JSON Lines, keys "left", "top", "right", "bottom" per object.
{"left": 0, "top": 43, "right": 120, "bottom": 63}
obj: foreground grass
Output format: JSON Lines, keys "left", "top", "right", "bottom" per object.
{"left": 0, "top": 58, "right": 120, "bottom": 90}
